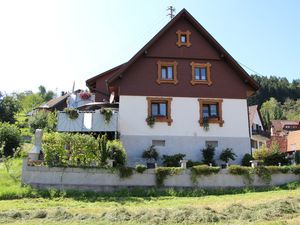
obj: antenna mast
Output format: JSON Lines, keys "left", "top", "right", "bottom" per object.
{"left": 167, "top": 6, "right": 176, "bottom": 20}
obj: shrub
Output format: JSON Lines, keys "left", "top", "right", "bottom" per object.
{"left": 290, "top": 165, "right": 300, "bottom": 174}
{"left": 228, "top": 165, "right": 254, "bottom": 184}
{"left": 64, "top": 108, "right": 79, "bottom": 120}
{"left": 253, "top": 145, "right": 269, "bottom": 161}
{"left": 190, "top": 165, "right": 220, "bottom": 184}
{"left": 202, "top": 145, "right": 215, "bottom": 165}
{"left": 162, "top": 153, "right": 185, "bottom": 167}
{"left": 28, "top": 111, "right": 48, "bottom": 133}
{"left": 97, "top": 134, "right": 109, "bottom": 165}
{"left": 135, "top": 164, "right": 147, "bottom": 173}
{"left": 253, "top": 144, "right": 289, "bottom": 166}
{"left": 107, "top": 140, "right": 127, "bottom": 166}
{"left": 266, "top": 166, "right": 290, "bottom": 174}
{"left": 0, "top": 122, "right": 22, "bottom": 157}
{"left": 155, "top": 167, "right": 183, "bottom": 186}
{"left": 118, "top": 167, "right": 134, "bottom": 179}
{"left": 187, "top": 160, "right": 203, "bottom": 168}
{"left": 219, "top": 148, "right": 237, "bottom": 164}
{"left": 142, "top": 145, "right": 159, "bottom": 161}
{"left": 254, "top": 166, "right": 271, "bottom": 184}
{"left": 46, "top": 111, "right": 57, "bottom": 132}
{"left": 241, "top": 153, "right": 253, "bottom": 167}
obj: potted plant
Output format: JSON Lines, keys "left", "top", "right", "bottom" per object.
{"left": 202, "top": 117, "right": 209, "bottom": 131}
{"left": 219, "top": 148, "right": 237, "bottom": 168}
{"left": 146, "top": 115, "right": 155, "bottom": 128}
{"left": 142, "top": 145, "right": 159, "bottom": 168}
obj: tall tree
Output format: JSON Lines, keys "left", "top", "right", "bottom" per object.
{"left": 260, "top": 98, "right": 284, "bottom": 129}
{"left": 0, "top": 96, "right": 20, "bottom": 124}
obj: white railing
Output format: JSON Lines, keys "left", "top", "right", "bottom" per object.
{"left": 57, "top": 110, "right": 118, "bottom": 132}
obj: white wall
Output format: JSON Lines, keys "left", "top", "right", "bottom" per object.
{"left": 119, "top": 95, "right": 249, "bottom": 138}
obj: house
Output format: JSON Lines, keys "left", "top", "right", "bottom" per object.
{"left": 81, "top": 8, "right": 259, "bottom": 165}
{"left": 248, "top": 105, "right": 269, "bottom": 153}
{"left": 267, "top": 120, "right": 300, "bottom": 153}
{"left": 37, "top": 93, "right": 70, "bottom": 112}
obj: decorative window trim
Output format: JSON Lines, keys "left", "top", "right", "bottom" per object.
{"left": 147, "top": 97, "right": 173, "bottom": 126}
{"left": 156, "top": 61, "right": 178, "bottom": 85}
{"left": 198, "top": 99, "right": 224, "bottom": 127}
{"left": 190, "top": 62, "right": 212, "bottom": 86}
{"left": 176, "top": 30, "right": 191, "bottom": 47}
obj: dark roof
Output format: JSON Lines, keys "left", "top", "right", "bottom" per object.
{"left": 38, "top": 94, "right": 70, "bottom": 109}
{"left": 105, "top": 8, "right": 259, "bottom": 91}
{"left": 271, "top": 120, "right": 300, "bottom": 133}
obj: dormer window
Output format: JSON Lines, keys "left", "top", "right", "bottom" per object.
{"left": 157, "top": 61, "right": 178, "bottom": 84}
{"left": 190, "top": 62, "right": 212, "bottom": 86}
{"left": 176, "top": 30, "right": 191, "bottom": 47}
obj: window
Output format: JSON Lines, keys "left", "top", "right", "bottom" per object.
{"left": 251, "top": 139, "right": 258, "bottom": 149}
{"left": 176, "top": 30, "right": 191, "bottom": 47}
{"left": 157, "top": 61, "right": 178, "bottom": 84}
{"left": 205, "top": 141, "right": 218, "bottom": 148}
{"left": 147, "top": 97, "right": 173, "bottom": 125}
{"left": 190, "top": 62, "right": 212, "bottom": 86}
{"left": 198, "top": 99, "right": 224, "bottom": 127}
{"left": 152, "top": 140, "right": 166, "bottom": 147}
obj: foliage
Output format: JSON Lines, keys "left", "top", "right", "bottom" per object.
{"left": 146, "top": 115, "right": 155, "bottom": 128}
{"left": 135, "top": 164, "right": 147, "bottom": 173}
{"left": 0, "top": 122, "right": 22, "bottom": 157}
{"left": 291, "top": 165, "right": 300, "bottom": 174}
{"left": 46, "top": 111, "right": 57, "bottom": 132}
{"left": 97, "top": 134, "right": 109, "bottom": 165}
{"left": 202, "top": 117, "right": 209, "bottom": 131}
{"left": 101, "top": 108, "right": 113, "bottom": 123}
{"left": 265, "top": 166, "right": 290, "bottom": 174}
{"left": 253, "top": 144, "right": 269, "bottom": 161}
{"left": 118, "top": 167, "right": 134, "bottom": 179}
{"left": 0, "top": 95, "right": 20, "bottom": 124}
{"left": 190, "top": 165, "right": 220, "bottom": 184}
{"left": 260, "top": 98, "right": 283, "bottom": 129}
{"left": 162, "top": 153, "right": 185, "bottom": 167}
{"left": 228, "top": 165, "right": 254, "bottom": 184}
{"left": 241, "top": 153, "right": 253, "bottom": 167}
{"left": 107, "top": 140, "right": 127, "bottom": 166}
{"left": 254, "top": 166, "right": 272, "bottom": 184}
{"left": 142, "top": 145, "right": 159, "bottom": 161}
{"left": 38, "top": 85, "right": 55, "bottom": 102}
{"left": 155, "top": 167, "right": 182, "bottom": 186}
{"left": 18, "top": 92, "right": 44, "bottom": 114}
{"left": 64, "top": 108, "right": 79, "bottom": 120}
{"left": 186, "top": 160, "right": 203, "bottom": 168}
{"left": 253, "top": 143, "right": 289, "bottom": 166}
{"left": 219, "top": 148, "right": 237, "bottom": 164}
{"left": 201, "top": 145, "right": 215, "bottom": 165}
{"left": 28, "top": 111, "right": 48, "bottom": 132}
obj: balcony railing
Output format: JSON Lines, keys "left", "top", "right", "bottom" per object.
{"left": 251, "top": 129, "right": 270, "bottom": 138}
{"left": 57, "top": 110, "right": 118, "bottom": 132}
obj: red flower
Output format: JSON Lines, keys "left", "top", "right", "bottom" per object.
{"left": 79, "top": 92, "right": 91, "bottom": 100}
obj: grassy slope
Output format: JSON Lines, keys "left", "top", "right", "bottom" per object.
{"left": 0, "top": 158, "right": 300, "bottom": 224}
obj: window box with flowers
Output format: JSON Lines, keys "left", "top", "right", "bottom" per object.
{"left": 79, "top": 92, "right": 91, "bottom": 100}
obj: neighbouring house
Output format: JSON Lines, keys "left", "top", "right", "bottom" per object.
{"left": 248, "top": 105, "right": 269, "bottom": 153}
{"left": 267, "top": 120, "right": 300, "bottom": 153}
{"left": 37, "top": 93, "right": 70, "bottom": 112}
{"left": 57, "top": 9, "right": 259, "bottom": 165}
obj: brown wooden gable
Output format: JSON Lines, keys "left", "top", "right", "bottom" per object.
{"left": 87, "top": 8, "right": 259, "bottom": 100}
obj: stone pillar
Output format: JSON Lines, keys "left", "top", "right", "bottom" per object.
{"left": 106, "top": 159, "right": 114, "bottom": 167}
{"left": 28, "top": 129, "right": 43, "bottom": 161}
{"left": 180, "top": 159, "right": 188, "bottom": 169}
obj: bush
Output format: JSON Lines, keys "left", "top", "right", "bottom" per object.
{"left": 64, "top": 108, "right": 79, "bottom": 120}
{"left": 162, "top": 153, "right": 185, "bottom": 167}
{"left": 253, "top": 145, "right": 269, "bottom": 161}
{"left": 266, "top": 166, "right": 290, "bottom": 174}
{"left": 46, "top": 111, "right": 57, "bottom": 132}
{"left": 135, "top": 164, "right": 147, "bottom": 173}
{"left": 107, "top": 140, "right": 127, "bottom": 166}
{"left": 28, "top": 111, "right": 48, "bottom": 133}
{"left": 190, "top": 165, "right": 220, "bottom": 184}
{"left": 118, "top": 167, "right": 134, "bottom": 178}
{"left": 219, "top": 148, "right": 237, "bottom": 164}
{"left": 241, "top": 153, "right": 253, "bottom": 167}
{"left": 202, "top": 145, "right": 215, "bottom": 165}
{"left": 0, "top": 122, "right": 22, "bottom": 157}
{"left": 228, "top": 165, "right": 253, "bottom": 184}
{"left": 97, "top": 134, "right": 109, "bottom": 165}
{"left": 254, "top": 166, "right": 271, "bottom": 184}
{"left": 155, "top": 167, "right": 183, "bottom": 186}
{"left": 142, "top": 145, "right": 159, "bottom": 161}
{"left": 290, "top": 165, "right": 300, "bottom": 174}
{"left": 253, "top": 144, "right": 289, "bottom": 166}
{"left": 187, "top": 160, "right": 203, "bottom": 168}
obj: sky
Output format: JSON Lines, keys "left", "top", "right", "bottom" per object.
{"left": 0, "top": 0, "right": 299, "bottom": 95}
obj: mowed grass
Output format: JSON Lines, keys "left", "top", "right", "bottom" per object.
{"left": 0, "top": 158, "right": 300, "bottom": 224}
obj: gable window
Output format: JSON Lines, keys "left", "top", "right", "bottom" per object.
{"left": 157, "top": 61, "right": 178, "bottom": 84}
{"left": 176, "top": 30, "right": 191, "bottom": 47}
{"left": 190, "top": 62, "right": 212, "bottom": 86}
{"left": 198, "top": 99, "right": 224, "bottom": 127}
{"left": 147, "top": 97, "right": 173, "bottom": 125}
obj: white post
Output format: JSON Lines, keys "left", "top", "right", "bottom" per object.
{"left": 180, "top": 159, "right": 188, "bottom": 169}
{"left": 28, "top": 129, "right": 43, "bottom": 161}
{"left": 106, "top": 159, "right": 114, "bottom": 167}
{"left": 250, "top": 160, "right": 258, "bottom": 168}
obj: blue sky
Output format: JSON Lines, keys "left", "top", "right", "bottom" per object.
{"left": 0, "top": 0, "right": 299, "bottom": 94}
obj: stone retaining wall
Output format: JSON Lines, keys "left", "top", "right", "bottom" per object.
{"left": 21, "top": 159, "right": 300, "bottom": 191}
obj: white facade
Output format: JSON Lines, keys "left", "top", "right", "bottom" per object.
{"left": 119, "top": 95, "right": 251, "bottom": 165}
{"left": 250, "top": 108, "right": 268, "bottom": 152}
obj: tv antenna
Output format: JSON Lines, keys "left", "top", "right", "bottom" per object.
{"left": 167, "top": 6, "right": 176, "bottom": 20}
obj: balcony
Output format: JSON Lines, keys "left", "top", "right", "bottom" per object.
{"left": 57, "top": 110, "right": 118, "bottom": 132}
{"left": 251, "top": 129, "right": 270, "bottom": 138}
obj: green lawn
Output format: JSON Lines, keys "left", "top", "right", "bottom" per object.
{"left": 0, "top": 158, "right": 300, "bottom": 224}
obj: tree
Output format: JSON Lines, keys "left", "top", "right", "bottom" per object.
{"left": 0, "top": 95, "right": 20, "bottom": 124}
{"left": 219, "top": 148, "right": 237, "bottom": 164}
{"left": 260, "top": 98, "right": 284, "bottom": 129}
{"left": 28, "top": 111, "right": 48, "bottom": 133}
{"left": 0, "top": 122, "right": 22, "bottom": 157}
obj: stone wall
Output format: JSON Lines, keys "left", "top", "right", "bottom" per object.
{"left": 22, "top": 159, "right": 299, "bottom": 191}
